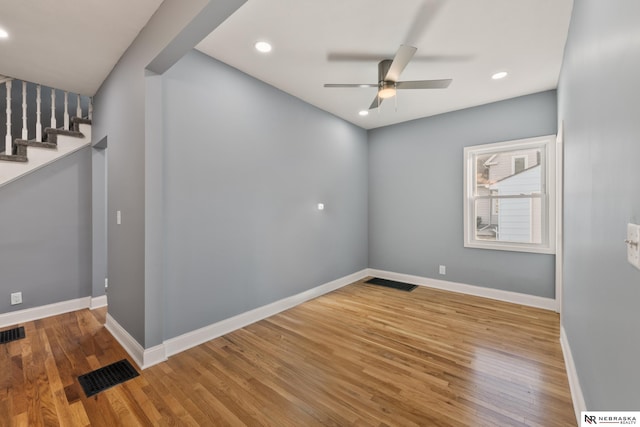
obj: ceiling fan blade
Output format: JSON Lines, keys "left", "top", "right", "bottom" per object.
{"left": 404, "top": 0, "right": 445, "bottom": 46}
{"left": 385, "top": 45, "right": 417, "bottom": 82}
{"left": 369, "top": 95, "right": 384, "bottom": 110}
{"left": 327, "top": 52, "right": 470, "bottom": 63}
{"left": 327, "top": 53, "right": 386, "bottom": 62}
{"left": 396, "top": 79, "right": 452, "bottom": 89}
{"left": 411, "top": 54, "right": 473, "bottom": 62}
{"left": 324, "top": 83, "right": 377, "bottom": 88}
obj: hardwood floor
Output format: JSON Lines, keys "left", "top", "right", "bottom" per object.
{"left": 0, "top": 279, "right": 577, "bottom": 426}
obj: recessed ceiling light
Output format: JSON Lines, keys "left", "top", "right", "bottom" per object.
{"left": 359, "top": 110, "right": 369, "bottom": 117}
{"left": 254, "top": 41, "right": 272, "bottom": 53}
{"left": 492, "top": 71, "right": 508, "bottom": 80}
{"left": 0, "top": 28, "right": 9, "bottom": 39}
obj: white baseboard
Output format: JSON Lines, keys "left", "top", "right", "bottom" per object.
{"left": 0, "top": 296, "right": 92, "bottom": 327}
{"left": 105, "top": 269, "right": 368, "bottom": 370}
{"left": 90, "top": 295, "right": 108, "bottom": 309}
{"left": 105, "top": 314, "right": 167, "bottom": 370}
{"left": 366, "top": 269, "right": 557, "bottom": 311}
{"left": 163, "top": 268, "right": 369, "bottom": 359}
{"left": 560, "top": 326, "right": 586, "bottom": 425}
{"left": 105, "top": 314, "right": 144, "bottom": 368}
{"left": 142, "top": 344, "right": 168, "bottom": 368}
{"left": 0, "top": 294, "right": 109, "bottom": 328}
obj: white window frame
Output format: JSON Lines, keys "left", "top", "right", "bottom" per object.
{"left": 463, "top": 135, "right": 556, "bottom": 254}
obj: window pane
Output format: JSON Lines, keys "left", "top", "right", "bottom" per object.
{"left": 474, "top": 147, "right": 543, "bottom": 196}
{"left": 474, "top": 198, "right": 542, "bottom": 244}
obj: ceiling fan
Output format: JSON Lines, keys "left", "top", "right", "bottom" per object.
{"left": 324, "top": 44, "right": 452, "bottom": 110}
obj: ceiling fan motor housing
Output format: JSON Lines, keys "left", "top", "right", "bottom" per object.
{"left": 378, "top": 59, "right": 396, "bottom": 98}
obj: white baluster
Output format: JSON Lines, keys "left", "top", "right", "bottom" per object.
{"left": 76, "top": 94, "right": 81, "bottom": 119}
{"left": 21, "top": 81, "right": 28, "bottom": 140}
{"left": 50, "top": 88, "right": 57, "bottom": 129}
{"left": 88, "top": 97, "right": 93, "bottom": 120}
{"left": 64, "top": 91, "right": 69, "bottom": 130}
{"left": 36, "top": 85, "right": 42, "bottom": 142}
{"left": 5, "top": 80, "right": 12, "bottom": 155}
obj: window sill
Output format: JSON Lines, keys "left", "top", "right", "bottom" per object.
{"left": 464, "top": 241, "right": 556, "bottom": 255}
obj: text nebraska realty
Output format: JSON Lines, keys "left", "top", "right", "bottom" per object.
{"left": 590, "top": 415, "right": 637, "bottom": 424}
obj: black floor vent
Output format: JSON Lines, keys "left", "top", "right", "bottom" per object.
{"left": 78, "top": 359, "right": 139, "bottom": 397}
{"left": 365, "top": 277, "right": 418, "bottom": 292}
{"left": 0, "top": 326, "right": 25, "bottom": 344}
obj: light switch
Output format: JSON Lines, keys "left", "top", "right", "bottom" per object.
{"left": 626, "top": 223, "right": 640, "bottom": 270}
{"left": 116, "top": 210, "right": 122, "bottom": 225}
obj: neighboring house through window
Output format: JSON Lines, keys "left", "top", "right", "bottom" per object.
{"left": 463, "top": 135, "right": 556, "bottom": 254}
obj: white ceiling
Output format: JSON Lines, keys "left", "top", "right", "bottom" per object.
{"left": 0, "top": 0, "right": 164, "bottom": 96}
{"left": 197, "top": 0, "right": 574, "bottom": 129}
{"left": 0, "top": 0, "right": 573, "bottom": 130}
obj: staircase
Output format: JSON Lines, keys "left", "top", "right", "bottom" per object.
{"left": 1, "top": 77, "right": 92, "bottom": 187}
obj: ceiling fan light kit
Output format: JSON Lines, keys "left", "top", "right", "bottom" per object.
{"left": 378, "top": 82, "right": 397, "bottom": 99}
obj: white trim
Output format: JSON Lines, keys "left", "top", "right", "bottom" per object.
{"left": 142, "top": 344, "right": 167, "bottom": 369}
{"left": 560, "top": 326, "right": 586, "bottom": 425}
{"left": 105, "top": 314, "right": 145, "bottom": 369}
{"left": 367, "top": 269, "right": 557, "bottom": 311}
{"left": 90, "top": 295, "right": 108, "bottom": 309}
{"left": 164, "top": 269, "right": 369, "bottom": 358}
{"left": 555, "top": 122, "right": 564, "bottom": 314}
{"left": 0, "top": 296, "right": 91, "bottom": 327}
{"left": 104, "top": 313, "right": 167, "bottom": 370}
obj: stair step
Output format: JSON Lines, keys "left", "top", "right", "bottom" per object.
{"left": 15, "top": 139, "right": 57, "bottom": 149}
{"left": 45, "top": 128, "right": 84, "bottom": 137}
{"left": 43, "top": 128, "right": 84, "bottom": 144}
{"left": 71, "top": 117, "right": 92, "bottom": 130}
{"left": 0, "top": 154, "right": 28, "bottom": 163}
{"left": 1, "top": 117, "right": 88, "bottom": 164}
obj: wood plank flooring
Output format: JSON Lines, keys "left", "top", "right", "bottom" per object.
{"left": 0, "top": 279, "right": 577, "bottom": 426}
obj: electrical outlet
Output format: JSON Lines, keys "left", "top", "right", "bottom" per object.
{"left": 627, "top": 223, "right": 640, "bottom": 270}
{"left": 10, "top": 292, "right": 22, "bottom": 305}
{"left": 439, "top": 265, "right": 446, "bottom": 275}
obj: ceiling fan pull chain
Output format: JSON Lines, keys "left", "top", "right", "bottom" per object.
{"left": 395, "top": 87, "right": 398, "bottom": 112}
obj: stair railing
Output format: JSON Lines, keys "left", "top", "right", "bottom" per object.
{"left": 1, "top": 76, "right": 92, "bottom": 157}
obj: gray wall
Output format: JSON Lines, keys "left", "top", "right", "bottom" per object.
{"left": 368, "top": 91, "right": 557, "bottom": 298}
{"left": 161, "top": 51, "right": 368, "bottom": 339}
{"left": 92, "top": 0, "right": 228, "bottom": 346}
{"left": 0, "top": 147, "right": 92, "bottom": 313}
{"left": 558, "top": 0, "right": 640, "bottom": 409}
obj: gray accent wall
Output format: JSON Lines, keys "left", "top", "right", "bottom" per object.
{"left": 0, "top": 147, "right": 92, "bottom": 313}
{"left": 558, "top": 0, "right": 640, "bottom": 409}
{"left": 161, "top": 50, "right": 368, "bottom": 339}
{"left": 368, "top": 91, "right": 557, "bottom": 298}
